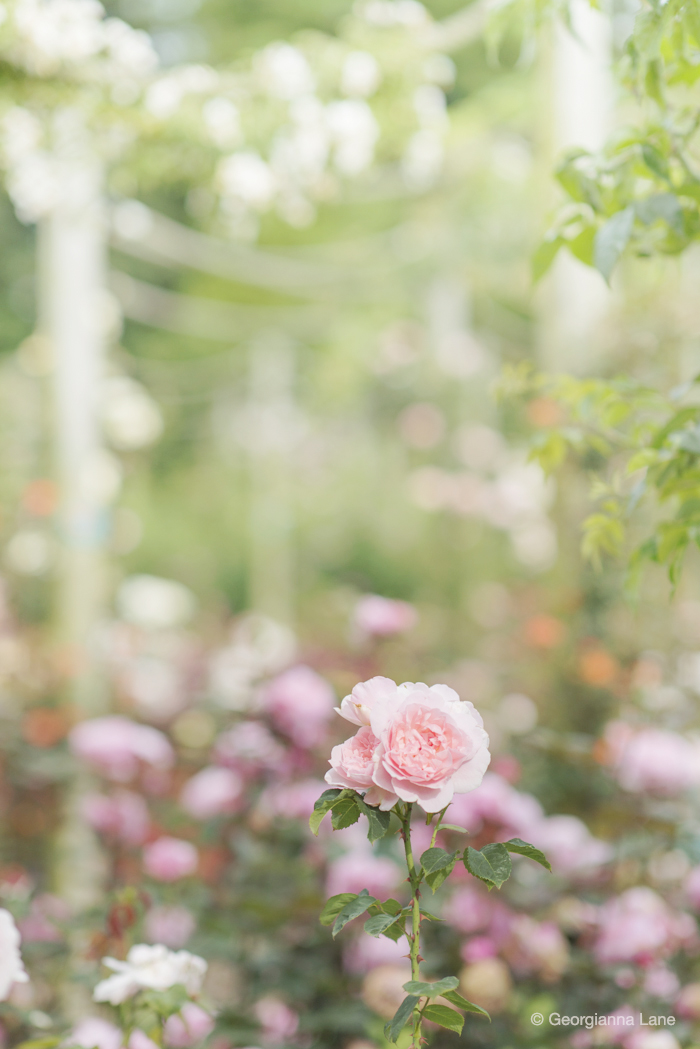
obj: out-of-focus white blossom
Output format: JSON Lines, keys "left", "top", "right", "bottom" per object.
{"left": 102, "top": 376, "right": 163, "bottom": 451}
{"left": 202, "top": 97, "right": 242, "bottom": 149}
{"left": 326, "top": 99, "right": 379, "bottom": 175}
{"left": 341, "top": 51, "right": 381, "bottom": 97}
{"left": 117, "top": 575, "right": 196, "bottom": 631}
{"left": 0, "top": 908, "right": 29, "bottom": 1000}
{"left": 256, "top": 42, "right": 315, "bottom": 100}
{"left": 144, "top": 64, "right": 218, "bottom": 119}
{"left": 93, "top": 944, "right": 206, "bottom": 1005}
{"left": 218, "top": 150, "right": 277, "bottom": 210}
{"left": 360, "top": 0, "right": 429, "bottom": 28}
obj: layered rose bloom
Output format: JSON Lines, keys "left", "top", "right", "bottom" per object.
{"left": 327, "top": 677, "right": 490, "bottom": 812}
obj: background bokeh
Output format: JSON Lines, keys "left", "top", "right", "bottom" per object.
{"left": 2, "top": 1, "right": 700, "bottom": 1049}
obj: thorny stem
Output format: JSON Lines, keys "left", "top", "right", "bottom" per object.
{"left": 400, "top": 803, "right": 423, "bottom": 1049}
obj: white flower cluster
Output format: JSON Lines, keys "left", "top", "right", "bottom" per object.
{"left": 0, "top": 908, "right": 28, "bottom": 1001}
{"left": 2, "top": 0, "right": 157, "bottom": 80}
{"left": 93, "top": 943, "right": 207, "bottom": 1005}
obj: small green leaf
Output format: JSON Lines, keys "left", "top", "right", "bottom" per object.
{"left": 439, "top": 824, "right": 468, "bottom": 833}
{"left": 464, "top": 843, "right": 512, "bottom": 889}
{"left": 422, "top": 1005, "right": 464, "bottom": 1034}
{"left": 331, "top": 795, "right": 361, "bottom": 830}
{"left": 319, "top": 892, "right": 357, "bottom": 926}
{"left": 594, "top": 207, "right": 635, "bottom": 283}
{"left": 309, "top": 789, "right": 342, "bottom": 835}
{"left": 382, "top": 898, "right": 403, "bottom": 916}
{"left": 419, "top": 907, "right": 443, "bottom": 922}
{"left": 357, "top": 797, "right": 392, "bottom": 842}
{"left": 503, "top": 838, "right": 552, "bottom": 872}
{"left": 384, "top": 995, "right": 419, "bottom": 1043}
{"left": 364, "top": 913, "right": 400, "bottom": 937}
{"left": 442, "top": 990, "right": 490, "bottom": 1019}
{"left": 403, "top": 977, "right": 458, "bottom": 998}
{"left": 332, "top": 888, "right": 377, "bottom": 937}
{"left": 420, "top": 847, "right": 458, "bottom": 892}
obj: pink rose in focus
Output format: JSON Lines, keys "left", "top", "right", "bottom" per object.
{"left": 262, "top": 666, "right": 335, "bottom": 748}
{"left": 143, "top": 837, "right": 198, "bottom": 881}
{"left": 328, "top": 679, "right": 490, "bottom": 812}
{"left": 354, "top": 595, "right": 418, "bottom": 638}
{"left": 145, "top": 906, "right": 196, "bottom": 948}
{"left": 164, "top": 1003, "right": 215, "bottom": 1048}
{"left": 253, "top": 996, "right": 299, "bottom": 1046}
{"left": 326, "top": 850, "right": 402, "bottom": 899}
{"left": 214, "top": 721, "right": 284, "bottom": 775}
{"left": 336, "top": 676, "right": 398, "bottom": 727}
{"left": 69, "top": 716, "right": 174, "bottom": 781}
{"left": 180, "top": 767, "right": 243, "bottom": 820}
{"left": 326, "top": 727, "right": 379, "bottom": 793}
{"left": 83, "top": 790, "right": 150, "bottom": 846}
{"left": 70, "top": 1019, "right": 123, "bottom": 1049}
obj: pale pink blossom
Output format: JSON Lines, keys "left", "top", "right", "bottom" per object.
{"left": 643, "top": 966, "right": 680, "bottom": 999}
{"left": 625, "top": 1031, "right": 680, "bottom": 1049}
{"left": 163, "top": 1003, "right": 215, "bottom": 1048}
{"left": 503, "top": 916, "right": 569, "bottom": 980}
{"left": 143, "top": 837, "right": 198, "bottom": 882}
{"left": 594, "top": 888, "right": 695, "bottom": 966}
{"left": 325, "top": 726, "right": 379, "bottom": 793}
{"left": 83, "top": 790, "right": 150, "bottom": 846}
{"left": 526, "top": 815, "right": 612, "bottom": 875}
{"left": 261, "top": 666, "right": 335, "bottom": 748}
{"left": 445, "top": 772, "right": 543, "bottom": 838}
{"left": 442, "top": 885, "right": 493, "bottom": 935}
{"left": 17, "top": 894, "right": 69, "bottom": 943}
{"left": 253, "top": 996, "right": 299, "bottom": 1045}
{"left": 69, "top": 716, "right": 174, "bottom": 781}
{"left": 343, "top": 933, "right": 410, "bottom": 974}
{"left": 603, "top": 721, "right": 700, "bottom": 795}
{"left": 335, "top": 676, "right": 399, "bottom": 727}
{"left": 70, "top": 1019, "right": 122, "bottom": 1049}
{"left": 180, "top": 767, "right": 243, "bottom": 820}
{"left": 214, "top": 721, "right": 284, "bottom": 774}
{"left": 145, "top": 906, "right": 196, "bottom": 949}
{"left": 129, "top": 1032, "right": 160, "bottom": 1049}
{"left": 675, "top": 982, "right": 700, "bottom": 1020}
{"left": 460, "top": 936, "right": 497, "bottom": 963}
{"left": 259, "top": 778, "right": 326, "bottom": 821}
{"left": 328, "top": 679, "right": 490, "bottom": 813}
{"left": 326, "top": 850, "right": 402, "bottom": 899}
{"left": 354, "top": 595, "right": 418, "bottom": 637}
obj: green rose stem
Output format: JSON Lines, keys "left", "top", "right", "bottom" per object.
{"left": 398, "top": 802, "right": 449, "bottom": 1049}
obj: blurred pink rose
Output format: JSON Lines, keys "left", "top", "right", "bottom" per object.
{"left": 145, "top": 905, "right": 196, "bottom": 949}
{"left": 214, "top": 721, "right": 284, "bottom": 775}
{"left": 675, "top": 982, "right": 700, "bottom": 1020}
{"left": 443, "top": 886, "right": 493, "bottom": 935}
{"left": 625, "top": 1031, "right": 680, "bottom": 1049}
{"left": 180, "top": 767, "right": 243, "bottom": 820}
{"left": 684, "top": 865, "right": 700, "bottom": 909}
{"left": 70, "top": 1019, "right": 122, "bottom": 1049}
{"left": 526, "top": 815, "right": 612, "bottom": 875}
{"left": 253, "top": 997, "right": 299, "bottom": 1045}
{"left": 83, "top": 790, "right": 150, "bottom": 846}
{"left": 259, "top": 779, "right": 326, "bottom": 821}
{"left": 129, "top": 1032, "right": 160, "bottom": 1049}
{"left": 460, "top": 936, "right": 497, "bottom": 963}
{"left": 326, "top": 850, "right": 402, "bottom": 899}
{"left": 328, "top": 680, "right": 490, "bottom": 813}
{"left": 17, "top": 893, "right": 69, "bottom": 943}
{"left": 143, "top": 837, "right": 198, "bottom": 881}
{"left": 164, "top": 1003, "right": 215, "bottom": 1048}
{"left": 262, "top": 666, "right": 335, "bottom": 748}
{"left": 445, "top": 773, "right": 543, "bottom": 838}
{"left": 594, "top": 888, "right": 694, "bottom": 965}
{"left": 644, "top": 966, "right": 680, "bottom": 999}
{"left": 69, "top": 716, "right": 174, "bottom": 781}
{"left": 354, "top": 596, "right": 418, "bottom": 638}
{"left": 343, "top": 933, "right": 410, "bottom": 974}
{"left": 503, "top": 916, "right": 569, "bottom": 981}
{"left": 603, "top": 721, "right": 700, "bottom": 795}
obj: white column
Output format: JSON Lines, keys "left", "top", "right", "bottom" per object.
{"left": 541, "top": 0, "right": 613, "bottom": 371}
{"left": 245, "top": 331, "right": 297, "bottom": 625}
{"left": 40, "top": 110, "right": 109, "bottom": 715}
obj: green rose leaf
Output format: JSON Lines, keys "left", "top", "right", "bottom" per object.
{"left": 309, "top": 789, "right": 343, "bottom": 835}
{"left": 503, "top": 837, "right": 552, "bottom": 872}
{"left": 356, "top": 797, "right": 392, "bottom": 842}
{"left": 422, "top": 1005, "right": 464, "bottom": 1034}
{"left": 382, "top": 898, "right": 403, "bottom": 916}
{"left": 332, "top": 888, "right": 377, "bottom": 937}
{"left": 364, "top": 913, "right": 400, "bottom": 938}
{"left": 464, "top": 843, "right": 512, "bottom": 889}
{"left": 319, "top": 892, "right": 357, "bottom": 926}
{"left": 420, "top": 847, "right": 458, "bottom": 892}
{"left": 403, "top": 977, "right": 458, "bottom": 998}
{"left": 384, "top": 995, "right": 420, "bottom": 1043}
{"left": 594, "top": 206, "right": 634, "bottom": 283}
{"left": 330, "top": 794, "right": 361, "bottom": 830}
{"left": 442, "top": 990, "right": 491, "bottom": 1019}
